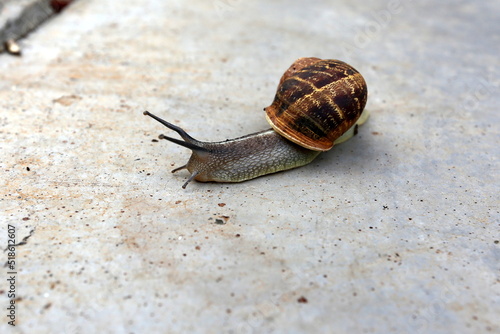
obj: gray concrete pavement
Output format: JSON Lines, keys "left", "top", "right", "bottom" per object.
{"left": 0, "top": 0, "right": 498, "bottom": 333}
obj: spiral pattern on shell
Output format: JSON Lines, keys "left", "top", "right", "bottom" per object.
{"left": 265, "top": 58, "right": 368, "bottom": 151}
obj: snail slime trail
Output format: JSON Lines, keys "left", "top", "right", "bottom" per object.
{"left": 143, "top": 57, "right": 368, "bottom": 188}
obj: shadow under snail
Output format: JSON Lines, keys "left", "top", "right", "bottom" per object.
{"left": 144, "top": 57, "right": 368, "bottom": 188}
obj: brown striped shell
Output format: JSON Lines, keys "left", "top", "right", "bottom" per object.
{"left": 264, "top": 57, "right": 368, "bottom": 151}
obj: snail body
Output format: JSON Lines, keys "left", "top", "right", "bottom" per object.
{"left": 144, "top": 57, "right": 368, "bottom": 188}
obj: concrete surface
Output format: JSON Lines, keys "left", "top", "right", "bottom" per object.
{"left": 0, "top": 0, "right": 498, "bottom": 333}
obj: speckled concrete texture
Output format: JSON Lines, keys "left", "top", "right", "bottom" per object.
{"left": 0, "top": 0, "right": 498, "bottom": 333}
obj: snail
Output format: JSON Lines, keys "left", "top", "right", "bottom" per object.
{"left": 144, "top": 57, "right": 368, "bottom": 188}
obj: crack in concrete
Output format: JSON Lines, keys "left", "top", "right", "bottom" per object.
{"left": 3, "top": 228, "right": 36, "bottom": 252}
{"left": 14, "top": 228, "right": 36, "bottom": 247}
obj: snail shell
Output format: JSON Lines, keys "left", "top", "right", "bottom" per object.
{"left": 265, "top": 57, "right": 367, "bottom": 151}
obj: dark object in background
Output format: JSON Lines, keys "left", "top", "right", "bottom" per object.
{"left": 0, "top": 0, "right": 76, "bottom": 55}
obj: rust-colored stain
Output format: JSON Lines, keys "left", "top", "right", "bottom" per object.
{"left": 297, "top": 296, "right": 308, "bottom": 303}
{"left": 50, "top": 0, "right": 73, "bottom": 13}
{"left": 53, "top": 95, "right": 82, "bottom": 106}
